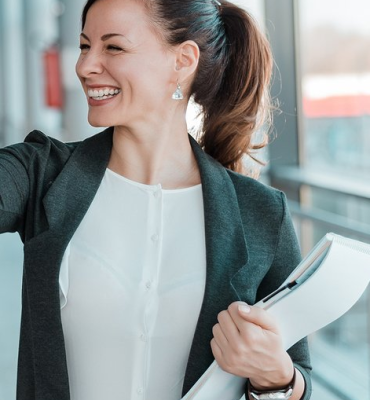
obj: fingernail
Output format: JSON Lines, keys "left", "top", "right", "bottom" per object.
{"left": 238, "top": 304, "right": 251, "bottom": 314}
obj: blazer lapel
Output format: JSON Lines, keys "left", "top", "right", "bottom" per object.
{"left": 183, "top": 137, "right": 249, "bottom": 394}
{"left": 23, "top": 128, "right": 114, "bottom": 398}
{"left": 32, "top": 125, "right": 113, "bottom": 337}
{"left": 42, "top": 127, "right": 113, "bottom": 237}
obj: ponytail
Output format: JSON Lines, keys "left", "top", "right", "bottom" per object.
{"left": 198, "top": 2, "right": 273, "bottom": 175}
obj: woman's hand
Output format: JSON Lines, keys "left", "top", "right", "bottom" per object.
{"left": 210, "top": 301, "right": 294, "bottom": 389}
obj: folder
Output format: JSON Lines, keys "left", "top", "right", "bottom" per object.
{"left": 181, "top": 233, "right": 370, "bottom": 400}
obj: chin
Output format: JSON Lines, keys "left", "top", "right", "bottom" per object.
{"left": 88, "top": 121, "right": 108, "bottom": 128}
{"left": 87, "top": 115, "right": 111, "bottom": 128}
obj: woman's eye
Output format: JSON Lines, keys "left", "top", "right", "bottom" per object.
{"left": 107, "top": 45, "right": 123, "bottom": 52}
{"left": 79, "top": 44, "right": 90, "bottom": 52}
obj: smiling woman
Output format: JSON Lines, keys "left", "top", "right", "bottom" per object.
{"left": 0, "top": 1, "right": 312, "bottom": 400}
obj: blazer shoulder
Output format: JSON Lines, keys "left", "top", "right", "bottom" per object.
{"left": 227, "top": 169, "right": 285, "bottom": 212}
{"left": 2, "top": 130, "right": 80, "bottom": 169}
{"left": 23, "top": 130, "right": 80, "bottom": 157}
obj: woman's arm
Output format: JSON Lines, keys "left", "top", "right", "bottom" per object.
{"left": 0, "top": 146, "right": 30, "bottom": 234}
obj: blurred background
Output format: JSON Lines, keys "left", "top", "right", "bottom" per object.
{"left": 0, "top": 0, "right": 369, "bottom": 399}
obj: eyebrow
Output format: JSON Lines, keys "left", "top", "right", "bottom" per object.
{"left": 80, "top": 33, "right": 131, "bottom": 42}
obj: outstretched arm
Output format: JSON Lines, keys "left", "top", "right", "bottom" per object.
{"left": 0, "top": 146, "right": 30, "bottom": 234}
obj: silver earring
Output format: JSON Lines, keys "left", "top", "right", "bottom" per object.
{"left": 172, "top": 82, "right": 184, "bottom": 100}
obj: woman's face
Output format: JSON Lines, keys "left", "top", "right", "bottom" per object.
{"left": 76, "top": 0, "right": 177, "bottom": 128}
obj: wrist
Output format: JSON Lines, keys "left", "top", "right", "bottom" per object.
{"left": 248, "top": 368, "right": 296, "bottom": 400}
{"left": 249, "top": 358, "right": 295, "bottom": 391}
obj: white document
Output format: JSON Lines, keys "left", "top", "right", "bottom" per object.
{"left": 181, "top": 233, "right": 370, "bottom": 400}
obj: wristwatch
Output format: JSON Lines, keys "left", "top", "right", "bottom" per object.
{"left": 248, "top": 369, "right": 296, "bottom": 400}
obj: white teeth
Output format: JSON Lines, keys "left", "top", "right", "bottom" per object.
{"left": 95, "top": 95, "right": 114, "bottom": 101}
{"left": 87, "top": 88, "right": 121, "bottom": 99}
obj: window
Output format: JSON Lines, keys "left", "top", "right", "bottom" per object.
{"left": 297, "top": 1, "right": 370, "bottom": 398}
{"left": 299, "top": 0, "right": 370, "bottom": 179}
{"left": 265, "top": 0, "right": 370, "bottom": 398}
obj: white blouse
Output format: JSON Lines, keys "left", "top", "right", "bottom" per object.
{"left": 59, "top": 169, "right": 207, "bottom": 400}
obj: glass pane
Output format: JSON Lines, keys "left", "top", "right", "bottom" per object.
{"left": 299, "top": 0, "right": 370, "bottom": 180}
{"left": 298, "top": 2, "right": 370, "bottom": 398}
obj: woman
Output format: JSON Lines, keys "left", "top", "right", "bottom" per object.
{"left": 0, "top": 0, "right": 312, "bottom": 399}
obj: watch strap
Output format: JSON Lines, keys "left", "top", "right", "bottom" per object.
{"left": 248, "top": 368, "right": 296, "bottom": 400}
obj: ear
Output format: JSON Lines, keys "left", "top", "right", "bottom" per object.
{"left": 175, "top": 40, "right": 200, "bottom": 82}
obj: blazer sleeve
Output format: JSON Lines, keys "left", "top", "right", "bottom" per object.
{"left": 0, "top": 145, "right": 30, "bottom": 234}
{"left": 252, "top": 192, "right": 313, "bottom": 400}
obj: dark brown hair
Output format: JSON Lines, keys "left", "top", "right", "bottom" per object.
{"left": 81, "top": 0, "right": 273, "bottom": 175}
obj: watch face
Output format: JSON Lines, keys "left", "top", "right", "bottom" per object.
{"left": 250, "top": 387, "right": 293, "bottom": 399}
{"left": 248, "top": 369, "right": 295, "bottom": 399}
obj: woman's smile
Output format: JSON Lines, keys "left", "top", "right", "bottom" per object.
{"left": 86, "top": 86, "right": 122, "bottom": 107}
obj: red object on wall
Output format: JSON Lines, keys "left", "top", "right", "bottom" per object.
{"left": 43, "top": 46, "right": 63, "bottom": 108}
{"left": 303, "top": 95, "right": 370, "bottom": 119}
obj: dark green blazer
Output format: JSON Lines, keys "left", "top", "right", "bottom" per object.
{"left": 0, "top": 127, "right": 312, "bottom": 400}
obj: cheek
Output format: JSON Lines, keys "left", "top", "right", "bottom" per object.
{"left": 140, "top": 64, "right": 173, "bottom": 97}
{"left": 116, "top": 62, "right": 159, "bottom": 95}
{"left": 75, "top": 58, "right": 85, "bottom": 82}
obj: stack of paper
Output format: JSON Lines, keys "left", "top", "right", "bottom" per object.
{"left": 181, "top": 233, "right": 370, "bottom": 400}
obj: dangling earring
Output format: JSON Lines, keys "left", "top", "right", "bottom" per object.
{"left": 172, "top": 82, "right": 184, "bottom": 100}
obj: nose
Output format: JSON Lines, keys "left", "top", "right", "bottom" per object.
{"left": 75, "top": 50, "right": 104, "bottom": 79}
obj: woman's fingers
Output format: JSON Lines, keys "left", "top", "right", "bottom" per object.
{"left": 212, "top": 321, "right": 229, "bottom": 349}
{"left": 217, "top": 309, "right": 240, "bottom": 338}
{"left": 210, "top": 337, "right": 223, "bottom": 359}
{"left": 229, "top": 301, "right": 280, "bottom": 334}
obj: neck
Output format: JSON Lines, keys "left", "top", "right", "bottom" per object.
{"left": 108, "top": 120, "right": 201, "bottom": 189}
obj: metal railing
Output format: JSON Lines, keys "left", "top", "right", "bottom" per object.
{"left": 269, "top": 166, "right": 370, "bottom": 241}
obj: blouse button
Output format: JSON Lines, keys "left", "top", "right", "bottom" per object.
{"left": 151, "top": 233, "right": 159, "bottom": 242}
{"left": 137, "top": 387, "right": 144, "bottom": 395}
{"left": 140, "top": 333, "right": 147, "bottom": 342}
{"left": 146, "top": 281, "right": 152, "bottom": 289}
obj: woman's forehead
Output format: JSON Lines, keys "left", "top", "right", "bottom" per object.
{"left": 84, "top": 0, "right": 149, "bottom": 28}
{"left": 83, "top": 0, "right": 151, "bottom": 37}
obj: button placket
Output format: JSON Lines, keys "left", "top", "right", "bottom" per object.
{"left": 139, "top": 186, "right": 163, "bottom": 397}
